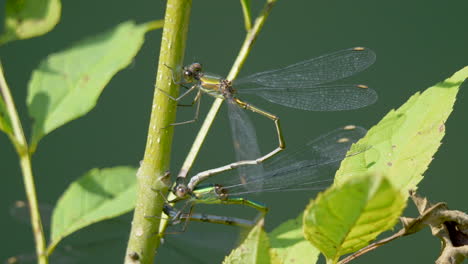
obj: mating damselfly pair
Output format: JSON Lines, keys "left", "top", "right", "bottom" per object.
{"left": 160, "top": 47, "right": 376, "bottom": 230}
{"left": 162, "top": 125, "right": 369, "bottom": 230}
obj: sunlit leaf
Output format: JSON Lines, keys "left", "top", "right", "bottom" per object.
{"left": 27, "top": 21, "right": 152, "bottom": 151}
{"left": 269, "top": 213, "right": 319, "bottom": 264}
{"left": 335, "top": 66, "right": 468, "bottom": 196}
{"left": 223, "top": 220, "right": 271, "bottom": 264}
{"left": 0, "top": 0, "right": 61, "bottom": 44}
{"left": 49, "top": 166, "right": 137, "bottom": 252}
{"left": 303, "top": 174, "right": 405, "bottom": 263}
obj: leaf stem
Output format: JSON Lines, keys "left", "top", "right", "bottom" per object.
{"left": 0, "top": 62, "right": 47, "bottom": 264}
{"left": 240, "top": 0, "right": 252, "bottom": 31}
{"left": 124, "top": 0, "right": 192, "bottom": 263}
{"left": 176, "top": 0, "right": 277, "bottom": 179}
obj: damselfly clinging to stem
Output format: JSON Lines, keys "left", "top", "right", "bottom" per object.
{"left": 166, "top": 47, "right": 376, "bottom": 195}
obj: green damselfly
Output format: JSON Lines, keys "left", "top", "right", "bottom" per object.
{"left": 170, "top": 47, "right": 376, "bottom": 193}
{"left": 170, "top": 125, "right": 369, "bottom": 222}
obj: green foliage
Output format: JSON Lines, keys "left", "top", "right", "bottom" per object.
{"left": 303, "top": 174, "right": 405, "bottom": 263}
{"left": 297, "top": 67, "right": 467, "bottom": 263}
{"left": 26, "top": 21, "right": 152, "bottom": 151}
{"left": 335, "top": 67, "right": 467, "bottom": 196}
{"left": 0, "top": 0, "right": 61, "bottom": 45}
{"left": 269, "top": 213, "right": 320, "bottom": 264}
{"left": 223, "top": 214, "right": 320, "bottom": 264}
{"left": 1, "top": 0, "right": 465, "bottom": 261}
{"left": 223, "top": 221, "right": 271, "bottom": 264}
{"left": 49, "top": 166, "right": 137, "bottom": 253}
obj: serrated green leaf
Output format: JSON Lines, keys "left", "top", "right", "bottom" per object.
{"left": 27, "top": 21, "right": 151, "bottom": 151}
{"left": 240, "top": 0, "right": 252, "bottom": 31}
{"left": 303, "top": 174, "right": 405, "bottom": 263}
{"left": 223, "top": 221, "right": 271, "bottom": 264}
{"left": 0, "top": 0, "right": 61, "bottom": 45}
{"left": 49, "top": 166, "right": 137, "bottom": 252}
{"left": 269, "top": 213, "right": 319, "bottom": 264}
{"left": 335, "top": 67, "right": 467, "bottom": 195}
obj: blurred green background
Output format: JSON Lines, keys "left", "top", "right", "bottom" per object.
{"left": 1, "top": 0, "right": 467, "bottom": 263}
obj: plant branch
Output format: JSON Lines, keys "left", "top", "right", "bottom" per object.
{"left": 176, "top": 0, "right": 277, "bottom": 180}
{"left": 0, "top": 62, "right": 47, "bottom": 264}
{"left": 339, "top": 191, "right": 468, "bottom": 264}
{"left": 124, "top": 0, "right": 192, "bottom": 263}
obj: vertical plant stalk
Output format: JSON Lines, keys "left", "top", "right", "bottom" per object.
{"left": 177, "top": 0, "right": 277, "bottom": 179}
{"left": 0, "top": 62, "right": 47, "bottom": 264}
{"left": 124, "top": 0, "right": 192, "bottom": 263}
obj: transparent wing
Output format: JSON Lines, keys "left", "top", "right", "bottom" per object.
{"left": 224, "top": 125, "right": 369, "bottom": 195}
{"left": 241, "top": 84, "right": 377, "bottom": 111}
{"left": 226, "top": 99, "right": 265, "bottom": 191}
{"left": 235, "top": 47, "right": 376, "bottom": 88}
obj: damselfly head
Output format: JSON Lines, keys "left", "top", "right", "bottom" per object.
{"left": 183, "top": 63, "right": 203, "bottom": 82}
{"left": 173, "top": 184, "right": 189, "bottom": 198}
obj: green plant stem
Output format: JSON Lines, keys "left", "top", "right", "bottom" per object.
{"left": 124, "top": 0, "right": 192, "bottom": 263}
{"left": 0, "top": 62, "right": 47, "bottom": 264}
{"left": 240, "top": 0, "right": 252, "bottom": 31}
{"left": 177, "top": 0, "right": 277, "bottom": 179}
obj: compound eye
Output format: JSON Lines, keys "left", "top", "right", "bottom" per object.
{"left": 175, "top": 185, "right": 187, "bottom": 198}
{"left": 184, "top": 70, "right": 192, "bottom": 77}
{"left": 191, "top": 62, "right": 202, "bottom": 73}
